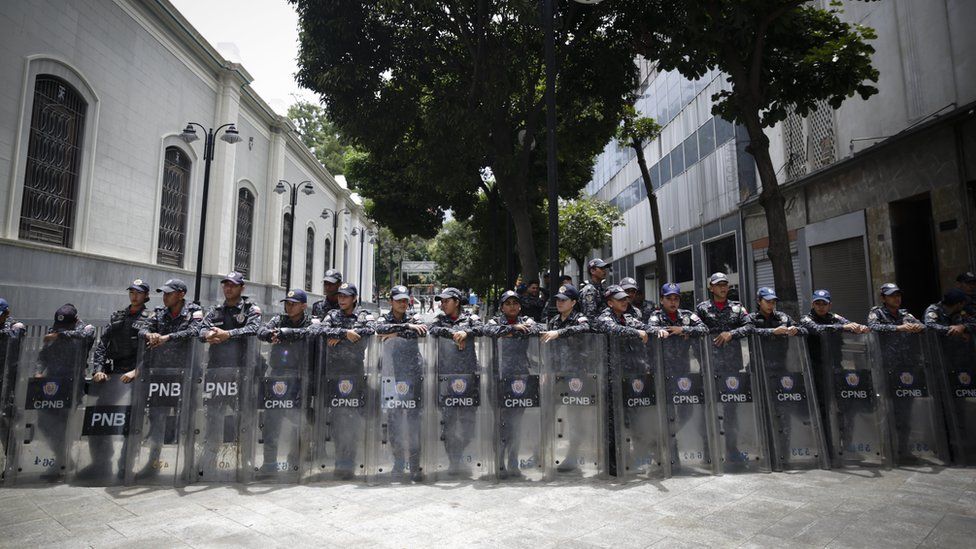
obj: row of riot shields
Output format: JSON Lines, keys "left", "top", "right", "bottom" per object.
{"left": 1, "top": 327, "right": 972, "bottom": 485}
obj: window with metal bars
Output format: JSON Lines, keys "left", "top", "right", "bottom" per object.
{"left": 281, "top": 212, "right": 293, "bottom": 287}
{"left": 156, "top": 147, "right": 191, "bottom": 267}
{"left": 305, "top": 227, "right": 315, "bottom": 291}
{"left": 19, "top": 75, "right": 87, "bottom": 248}
{"left": 324, "top": 238, "right": 332, "bottom": 272}
{"left": 234, "top": 188, "right": 254, "bottom": 277}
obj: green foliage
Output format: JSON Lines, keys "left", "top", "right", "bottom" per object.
{"left": 615, "top": 104, "right": 662, "bottom": 146}
{"left": 373, "top": 226, "right": 431, "bottom": 295}
{"left": 428, "top": 219, "right": 481, "bottom": 292}
{"left": 558, "top": 196, "right": 623, "bottom": 266}
{"left": 286, "top": 100, "right": 353, "bottom": 175}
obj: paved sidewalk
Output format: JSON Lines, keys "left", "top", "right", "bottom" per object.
{"left": 1, "top": 467, "right": 973, "bottom": 548}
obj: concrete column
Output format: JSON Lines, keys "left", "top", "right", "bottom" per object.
{"left": 204, "top": 67, "right": 243, "bottom": 276}
{"left": 262, "top": 121, "right": 288, "bottom": 286}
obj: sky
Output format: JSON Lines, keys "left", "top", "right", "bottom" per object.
{"left": 169, "top": 0, "right": 318, "bottom": 114}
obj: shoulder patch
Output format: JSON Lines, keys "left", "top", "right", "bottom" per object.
{"left": 12, "top": 322, "right": 25, "bottom": 330}
{"left": 192, "top": 310, "right": 204, "bottom": 320}
{"left": 690, "top": 314, "right": 701, "bottom": 322}
{"left": 868, "top": 312, "right": 877, "bottom": 321}
{"left": 649, "top": 315, "right": 658, "bottom": 323}
{"left": 488, "top": 319, "right": 497, "bottom": 325}
{"left": 577, "top": 316, "right": 588, "bottom": 323}
{"left": 927, "top": 311, "right": 938, "bottom": 320}
{"left": 252, "top": 306, "right": 261, "bottom": 315}
{"left": 365, "top": 314, "right": 375, "bottom": 321}
{"left": 470, "top": 314, "right": 480, "bottom": 321}
{"left": 311, "top": 317, "right": 321, "bottom": 324}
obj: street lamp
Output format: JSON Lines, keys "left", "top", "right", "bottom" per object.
{"left": 274, "top": 179, "right": 315, "bottom": 288}
{"left": 351, "top": 226, "right": 376, "bottom": 292}
{"left": 320, "top": 207, "right": 351, "bottom": 268}
{"left": 179, "top": 122, "right": 242, "bottom": 304}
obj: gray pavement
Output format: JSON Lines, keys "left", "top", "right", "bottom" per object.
{"left": 1, "top": 466, "right": 974, "bottom": 548}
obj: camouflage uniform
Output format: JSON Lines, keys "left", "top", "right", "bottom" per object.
{"left": 93, "top": 305, "right": 151, "bottom": 375}
{"left": 579, "top": 279, "right": 608, "bottom": 319}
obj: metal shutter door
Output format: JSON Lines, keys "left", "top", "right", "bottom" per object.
{"left": 809, "top": 237, "right": 869, "bottom": 322}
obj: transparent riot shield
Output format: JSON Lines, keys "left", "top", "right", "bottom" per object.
{"left": 540, "top": 332, "right": 607, "bottom": 479}
{"left": 185, "top": 337, "right": 255, "bottom": 483}
{"left": 818, "top": 332, "right": 891, "bottom": 468}
{"left": 4, "top": 335, "right": 88, "bottom": 484}
{"left": 368, "top": 333, "right": 426, "bottom": 483}
{"left": 658, "top": 334, "right": 715, "bottom": 475}
{"left": 704, "top": 338, "right": 770, "bottom": 474}
{"left": 927, "top": 332, "right": 976, "bottom": 465}
{"left": 125, "top": 340, "right": 198, "bottom": 485}
{"left": 753, "top": 334, "right": 829, "bottom": 471}
{"left": 424, "top": 333, "right": 491, "bottom": 480}
{"left": 0, "top": 331, "right": 25, "bottom": 480}
{"left": 610, "top": 337, "right": 666, "bottom": 480}
{"left": 308, "top": 334, "right": 372, "bottom": 482}
{"left": 241, "top": 337, "right": 312, "bottom": 483}
{"left": 489, "top": 334, "right": 545, "bottom": 481}
{"left": 69, "top": 374, "right": 133, "bottom": 485}
{"left": 871, "top": 331, "right": 949, "bottom": 466}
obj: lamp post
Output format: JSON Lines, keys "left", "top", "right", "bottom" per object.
{"left": 179, "top": 122, "right": 242, "bottom": 304}
{"left": 351, "top": 226, "right": 376, "bottom": 292}
{"left": 274, "top": 179, "right": 315, "bottom": 288}
{"left": 320, "top": 207, "right": 350, "bottom": 269}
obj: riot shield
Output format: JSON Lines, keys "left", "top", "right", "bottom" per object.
{"left": 367, "top": 333, "right": 426, "bottom": 483}
{"left": 489, "top": 334, "right": 545, "bottom": 481}
{"left": 540, "top": 332, "right": 607, "bottom": 479}
{"left": 927, "top": 332, "right": 976, "bottom": 465}
{"left": 69, "top": 374, "right": 133, "bottom": 485}
{"left": 817, "top": 331, "right": 891, "bottom": 467}
{"left": 4, "top": 335, "right": 87, "bottom": 484}
{"left": 871, "top": 331, "right": 949, "bottom": 466}
{"left": 658, "top": 334, "right": 715, "bottom": 476}
{"left": 125, "top": 340, "right": 198, "bottom": 485}
{"left": 241, "top": 337, "right": 312, "bottom": 483}
{"left": 424, "top": 332, "right": 491, "bottom": 480}
{"left": 753, "top": 334, "right": 829, "bottom": 471}
{"left": 610, "top": 337, "right": 667, "bottom": 479}
{"left": 308, "top": 334, "right": 372, "bottom": 482}
{"left": 0, "top": 331, "right": 24, "bottom": 480}
{"left": 185, "top": 337, "right": 255, "bottom": 483}
{"left": 704, "top": 338, "right": 770, "bottom": 474}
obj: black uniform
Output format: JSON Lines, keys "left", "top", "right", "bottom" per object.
{"left": 519, "top": 294, "right": 546, "bottom": 323}
{"left": 318, "top": 307, "right": 375, "bottom": 477}
{"left": 428, "top": 311, "right": 483, "bottom": 473}
{"left": 579, "top": 279, "right": 608, "bottom": 319}
{"left": 375, "top": 310, "right": 426, "bottom": 477}
{"left": 483, "top": 313, "right": 542, "bottom": 476}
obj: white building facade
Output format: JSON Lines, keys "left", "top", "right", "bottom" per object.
{"left": 0, "top": 0, "right": 376, "bottom": 320}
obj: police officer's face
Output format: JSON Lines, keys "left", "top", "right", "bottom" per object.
{"left": 624, "top": 288, "right": 637, "bottom": 303}
{"left": 440, "top": 298, "right": 459, "bottom": 316}
{"left": 882, "top": 292, "right": 902, "bottom": 309}
{"left": 502, "top": 298, "right": 521, "bottom": 318}
{"left": 609, "top": 297, "right": 629, "bottom": 314}
{"left": 555, "top": 298, "right": 575, "bottom": 314}
{"left": 710, "top": 282, "right": 729, "bottom": 300}
{"left": 960, "top": 281, "right": 976, "bottom": 295}
{"left": 947, "top": 301, "right": 965, "bottom": 315}
{"left": 162, "top": 290, "right": 184, "bottom": 309}
{"left": 590, "top": 266, "right": 607, "bottom": 281}
{"left": 634, "top": 290, "right": 645, "bottom": 304}
{"left": 222, "top": 281, "right": 243, "bottom": 302}
{"left": 284, "top": 301, "right": 306, "bottom": 318}
{"left": 812, "top": 300, "right": 830, "bottom": 316}
{"left": 661, "top": 294, "right": 680, "bottom": 313}
{"left": 527, "top": 284, "right": 540, "bottom": 297}
{"left": 391, "top": 298, "right": 409, "bottom": 315}
{"left": 324, "top": 280, "right": 340, "bottom": 296}
{"left": 338, "top": 294, "right": 357, "bottom": 312}
{"left": 129, "top": 290, "right": 147, "bottom": 307}
{"left": 759, "top": 298, "right": 777, "bottom": 315}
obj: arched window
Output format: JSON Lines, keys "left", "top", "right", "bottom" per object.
{"left": 324, "top": 238, "right": 332, "bottom": 273}
{"left": 234, "top": 188, "right": 254, "bottom": 277}
{"left": 305, "top": 227, "right": 315, "bottom": 291}
{"left": 156, "top": 146, "right": 191, "bottom": 267}
{"left": 280, "top": 212, "right": 293, "bottom": 287}
{"left": 19, "top": 75, "right": 87, "bottom": 247}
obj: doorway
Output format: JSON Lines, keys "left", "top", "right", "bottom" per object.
{"left": 890, "top": 193, "right": 940, "bottom": 316}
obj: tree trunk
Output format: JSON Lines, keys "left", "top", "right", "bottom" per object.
{"left": 632, "top": 140, "right": 668, "bottom": 292}
{"left": 573, "top": 256, "right": 584, "bottom": 288}
{"left": 495, "top": 172, "right": 540, "bottom": 282}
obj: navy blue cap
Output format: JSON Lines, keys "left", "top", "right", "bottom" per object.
{"left": 221, "top": 271, "right": 245, "bottom": 285}
{"left": 587, "top": 258, "right": 611, "bottom": 270}
{"left": 812, "top": 289, "right": 831, "bottom": 303}
{"left": 757, "top": 287, "right": 778, "bottom": 301}
{"left": 880, "top": 283, "right": 902, "bottom": 296}
{"left": 619, "top": 277, "right": 639, "bottom": 291}
{"left": 709, "top": 272, "right": 729, "bottom": 285}
{"left": 280, "top": 288, "right": 308, "bottom": 303}
{"left": 957, "top": 272, "right": 976, "bottom": 283}
{"left": 337, "top": 283, "right": 358, "bottom": 296}
{"left": 391, "top": 285, "right": 410, "bottom": 301}
{"left": 435, "top": 287, "right": 463, "bottom": 301}
{"left": 0, "top": 298, "right": 8, "bottom": 315}
{"left": 53, "top": 303, "right": 78, "bottom": 329}
{"left": 943, "top": 288, "right": 968, "bottom": 305}
{"left": 499, "top": 290, "right": 520, "bottom": 306}
{"left": 661, "top": 283, "right": 681, "bottom": 297}
{"left": 323, "top": 269, "right": 342, "bottom": 284}
{"left": 127, "top": 279, "right": 150, "bottom": 293}
{"left": 157, "top": 279, "right": 188, "bottom": 294}
{"left": 556, "top": 284, "right": 579, "bottom": 300}
{"left": 604, "top": 285, "right": 629, "bottom": 300}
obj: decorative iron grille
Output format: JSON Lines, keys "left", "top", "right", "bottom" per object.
{"left": 784, "top": 110, "right": 806, "bottom": 181}
{"left": 323, "top": 238, "right": 332, "bottom": 273}
{"left": 280, "top": 212, "right": 292, "bottom": 287}
{"left": 808, "top": 99, "right": 837, "bottom": 170}
{"left": 304, "top": 227, "right": 315, "bottom": 291}
{"left": 19, "top": 76, "right": 87, "bottom": 247}
{"left": 234, "top": 188, "right": 254, "bottom": 278}
{"left": 156, "top": 147, "right": 191, "bottom": 267}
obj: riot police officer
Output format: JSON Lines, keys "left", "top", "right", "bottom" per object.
{"left": 311, "top": 269, "right": 343, "bottom": 319}
{"left": 375, "top": 285, "right": 428, "bottom": 481}
{"left": 137, "top": 279, "right": 204, "bottom": 478}
{"left": 79, "top": 280, "right": 151, "bottom": 478}
{"left": 256, "top": 288, "right": 316, "bottom": 473}
{"left": 955, "top": 272, "right": 976, "bottom": 318}
{"left": 519, "top": 280, "right": 546, "bottom": 323}
{"left": 924, "top": 289, "right": 975, "bottom": 337}
{"left": 0, "top": 298, "right": 26, "bottom": 469}
{"left": 483, "top": 290, "right": 542, "bottom": 478}
{"left": 428, "top": 287, "right": 483, "bottom": 476}
{"left": 579, "top": 258, "right": 611, "bottom": 319}
{"left": 318, "top": 283, "right": 375, "bottom": 480}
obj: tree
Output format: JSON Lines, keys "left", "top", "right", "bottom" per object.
{"left": 617, "top": 0, "right": 878, "bottom": 314}
{"left": 615, "top": 105, "right": 665, "bottom": 286}
{"left": 429, "top": 219, "right": 482, "bottom": 293}
{"left": 286, "top": 100, "right": 353, "bottom": 176}
{"left": 290, "top": 0, "right": 639, "bottom": 279}
{"left": 373, "top": 226, "right": 431, "bottom": 296}
{"left": 559, "top": 196, "right": 624, "bottom": 284}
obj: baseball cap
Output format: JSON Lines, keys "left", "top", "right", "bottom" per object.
{"left": 556, "top": 284, "right": 579, "bottom": 300}
{"left": 435, "top": 287, "right": 463, "bottom": 301}
{"left": 957, "top": 272, "right": 976, "bottom": 284}
{"left": 709, "top": 272, "right": 729, "bottom": 285}
{"left": 604, "top": 284, "right": 629, "bottom": 300}
{"left": 587, "top": 258, "right": 610, "bottom": 270}
{"left": 391, "top": 285, "right": 410, "bottom": 301}
{"left": 280, "top": 288, "right": 308, "bottom": 303}
{"left": 943, "top": 288, "right": 968, "bottom": 305}
{"left": 156, "top": 279, "right": 188, "bottom": 294}
{"left": 127, "top": 278, "right": 150, "bottom": 293}
{"left": 0, "top": 298, "right": 8, "bottom": 315}
{"left": 52, "top": 303, "right": 78, "bottom": 330}
{"left": 880, "top": 283, "right": 902, "bottom": 296}
{"left": 619, "top": 277, "right": 639, "bottom": 291}
{"left": 337, "top": 283, "right": 358, "bottom": 296}
{"left": 661, "top": 283, "right": 681, "bottom": 297}
{"left": 757, "top": 287, "right": 778, "bottom": 301}
{"left": 221, "top": 271, "right": 245, "bottom": 285}
{"left": 812, "top": 289, "right": 831, "bottom": 303}
{"left": 499, "top": 290, "right": 520, "bottom": 306}
{"left": 323, "top": 269, "right": 342, "bottom": 284}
